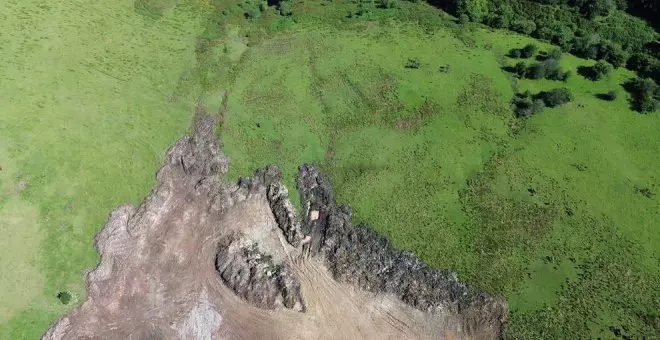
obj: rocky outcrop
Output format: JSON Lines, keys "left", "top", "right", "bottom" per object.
{"left": 215, "top": 233, "right": 305, "bottom": 312}
{"left": 294, "top": 164, "right": 508, "bottom": 336}
{"left": 42, "top": 110, "right": 508, "bottom": 340}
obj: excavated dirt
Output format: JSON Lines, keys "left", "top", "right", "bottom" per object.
{"left": 42, "top": 112, "right": 507, "bottom": 340}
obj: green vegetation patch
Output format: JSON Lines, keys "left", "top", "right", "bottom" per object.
{"left": 0, "top": 0, "right": 211, "bottom": 337}
{"left": 203, "top": 10, "right": 660, "bottom": 337}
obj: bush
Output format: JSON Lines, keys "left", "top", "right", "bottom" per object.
{"left": 600, "top": 90, "right": 618, "bottom": 101}
{"left": 405, "top": 58, "right": 421, "bottom": 69}
{"left": 514, "top": 62, "right": 527, "bottom": 78}
{"left": 542, "top": 58, "right": 564, "bottom": 80}
{"left": 378, "top": 0, "right": 398, "bottom": 8}
{"left": 527, "top": 63, "right": 546, "bottom": 79}
{"left": 244, "top": 8, "right": 261, "bottom": 20}
{"left": 624, "top": 77, "right": 659, "bottom": 113}
{"left": 509, "top": 48, "right": 522, "bottom": 58}
{"left": 578, "top": 60, "right": 613, "bottom": 81}
{"left": 593, "top": 60, "right": 613, "bottom": 79}
{"left": 513, "top": 92, "right": 546, "bottom": 118}
{"left": 548, "top": 49, "right": 563, "bottom": 61}
{"left": 278, "top": 0, "right": 293, "bottom": 16}
{"left": 521, "top": 44, "right": 538, "bottom": 58}
{"left": 459, "top": 13, "right": 470, "bottom": 24}
{"left": 57, "top": 291, "right": 72, "bottom": 305}
{"left": 536, "top": 88, "right": 573, "bottom": 107}
{"left": 511, "top": 20, "right": 536, "bottom": 35}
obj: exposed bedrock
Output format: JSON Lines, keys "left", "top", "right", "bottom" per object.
{"left": 42, "top": 111, "right": 508, "bottom": 340}
{"left": 215, "top": 233, "right": 306, "bottom": 312}
{"left": 294, "top": 164, "right": 508, "bottom": 336}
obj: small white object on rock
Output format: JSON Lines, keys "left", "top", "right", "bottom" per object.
{"left": 310, "top": 210, "right": 319, "bottom": 221}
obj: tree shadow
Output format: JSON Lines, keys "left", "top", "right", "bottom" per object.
{"left": 501, "top": 65, "right": 518, "bottom": 74}
{"left": 577, "top": 66, "right": 598, "bottom": 81}
{"left": 535, "top": 51, "right": 549, "bottom": 61}
{"left": 595, "top": 93, "right": 615, "bottom": 101}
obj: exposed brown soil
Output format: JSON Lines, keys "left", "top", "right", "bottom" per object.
{"left": 42, "top": 113, "right": 506, "bottom": 340}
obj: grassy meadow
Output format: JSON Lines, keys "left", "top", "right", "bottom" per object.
{"left": 0, "top": 0, "right": 658, "bottom": 338}
{"left": 204, "top": 3, "right": 659, "bottom": 338}
{"left": 0, "top": 0, "right": 212, "bottom": 337}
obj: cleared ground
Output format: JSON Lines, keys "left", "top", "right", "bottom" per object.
{"left": 43, "top": 129, "right": 475, "bottom": 340}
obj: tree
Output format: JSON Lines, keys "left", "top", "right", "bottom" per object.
{"left": 57, "top": 291, "right": 72, "bottom": 305}
{"left": 521, "top": 44, "right": 538, "bottom": 58}
{"left": 601, "top": 90, "right": 618, "bottom": 101}
{"left": 459, "top": 13, "right": 470, "bottom": 24}
{"left": 514, "top": 62, "right": 527, "bottom": 78}
{"left": 510, "top": 48, "right": 522, "bottom": 58}
{"left": 510, "top": 20, "right": 536, "bottom": 35}
{"left": 593, "top": 60, "right": 613, "bottom": 80}
{"left": 527, "top": 63, "right": 546, "bottom": 79}
{"left": 456, "top": 0, "right": 489, "bottom": 22}
{"left": 625, "top": 77, "right": 659, "bottom": 113}
{"left": 278, "top": 0, "right": 293, "bottom": 16}
{"left": 379, "top": 0, "right": 398, "bottom": 8}
{"left": 542, "top": 58, "right": 564, "bottom": 80}
{"left": 244, "top": 8, "right": 261, "bottom": 20}
{"left": 548, "top": 49, "right": 563, "bottom": 61}
{"left": 576, "top": 0, "right": 615, "bottom": 19}
{"left": 536, "top": 88, "right": 573, "bottom": 107}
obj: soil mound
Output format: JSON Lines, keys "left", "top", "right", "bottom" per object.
{"left": 42, "top": 112, "right": 507, "bottom": 340}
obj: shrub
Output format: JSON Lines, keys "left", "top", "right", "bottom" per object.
{"left": 514, "top": 62, "right": 527, "bottom": 78}
{"left": 527, "top": 63, "right": 546, "bottom": 79}
{"left": 521, "top": 44, "right": 538, "bottom": 58}
{"left": 278, "top": 0, "right": 293, "bottom": 16}
{"left": 593, "top": 60, "right": 613, "bottom": 79}
{"left": 536, "top": 88, "right": 573, "bottom": 107}
{"left": 509, "top": 48, "right": 522, "bottom": 58}
{"left": 601, "top": 90, "right": 618, "bottom": 101}
{"left": 378, "top": 0, "right": 398, "bottom": 8}
{"left": 513, "top": 94, "right": 546, "bottom": 118}
{"left": 57, "top": 291, "right": 72, "bottom": 305}
{"left": 244, "top": 8, "right": 261, "bottom": 20}
{"left": 405, "top": 58, "right": 421, "bottom": 69}
{"left": 510, "top": 20, "right": 536, "bottom": 35}
{"left": 548, "top": 49, "right": 563, "bottom": 61}
{"left": 624, "top": 77, "right": 659, "bottom": 113}
{"left": 459, "top": 14, "right": 470, "bottom": 24}
{"left": 542, "top": 58, "right": 564, "bottom": 80}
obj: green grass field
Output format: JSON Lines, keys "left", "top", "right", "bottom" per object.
{"left": 1, "top": 0, "right": 658, "bottom": 338}
{"left": 205, "top": 3, "right": 660, "bottom": 337}
{"left": 0, "top": 0, "right": 212, "bottom": 337}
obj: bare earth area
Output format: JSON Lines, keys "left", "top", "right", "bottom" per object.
{"left": 42, "top": 112, "right": 507, "bottom": 340}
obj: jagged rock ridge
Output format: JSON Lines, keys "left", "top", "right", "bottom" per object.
{"left": 41, "top": 111, "right": 508, "bottom": 340}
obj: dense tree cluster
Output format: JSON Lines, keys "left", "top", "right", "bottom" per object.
{"left": 509, "top": 47, "right": 570, "bottom": 81}
{"left": 578, "top": 60, "right": 614, "bottom": 80}
{"left": 445, "top": 0, "right": 660, "bottom": 84}
{"left": 513, "top": 88, "right": 573, "bottom": 117}
{"left": 509, "top": 44, "right": 539, "bottom": 58}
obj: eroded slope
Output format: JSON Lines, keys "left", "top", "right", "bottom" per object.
{"left": 43, "top": 113, "right": 507, "bottom": 340}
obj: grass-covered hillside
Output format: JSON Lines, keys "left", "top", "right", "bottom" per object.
{"left": 0, "top": 0, "right": 209, "bottom": 337}
{"left": 0, "top": 0, "right": 658, "bottom": 338}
